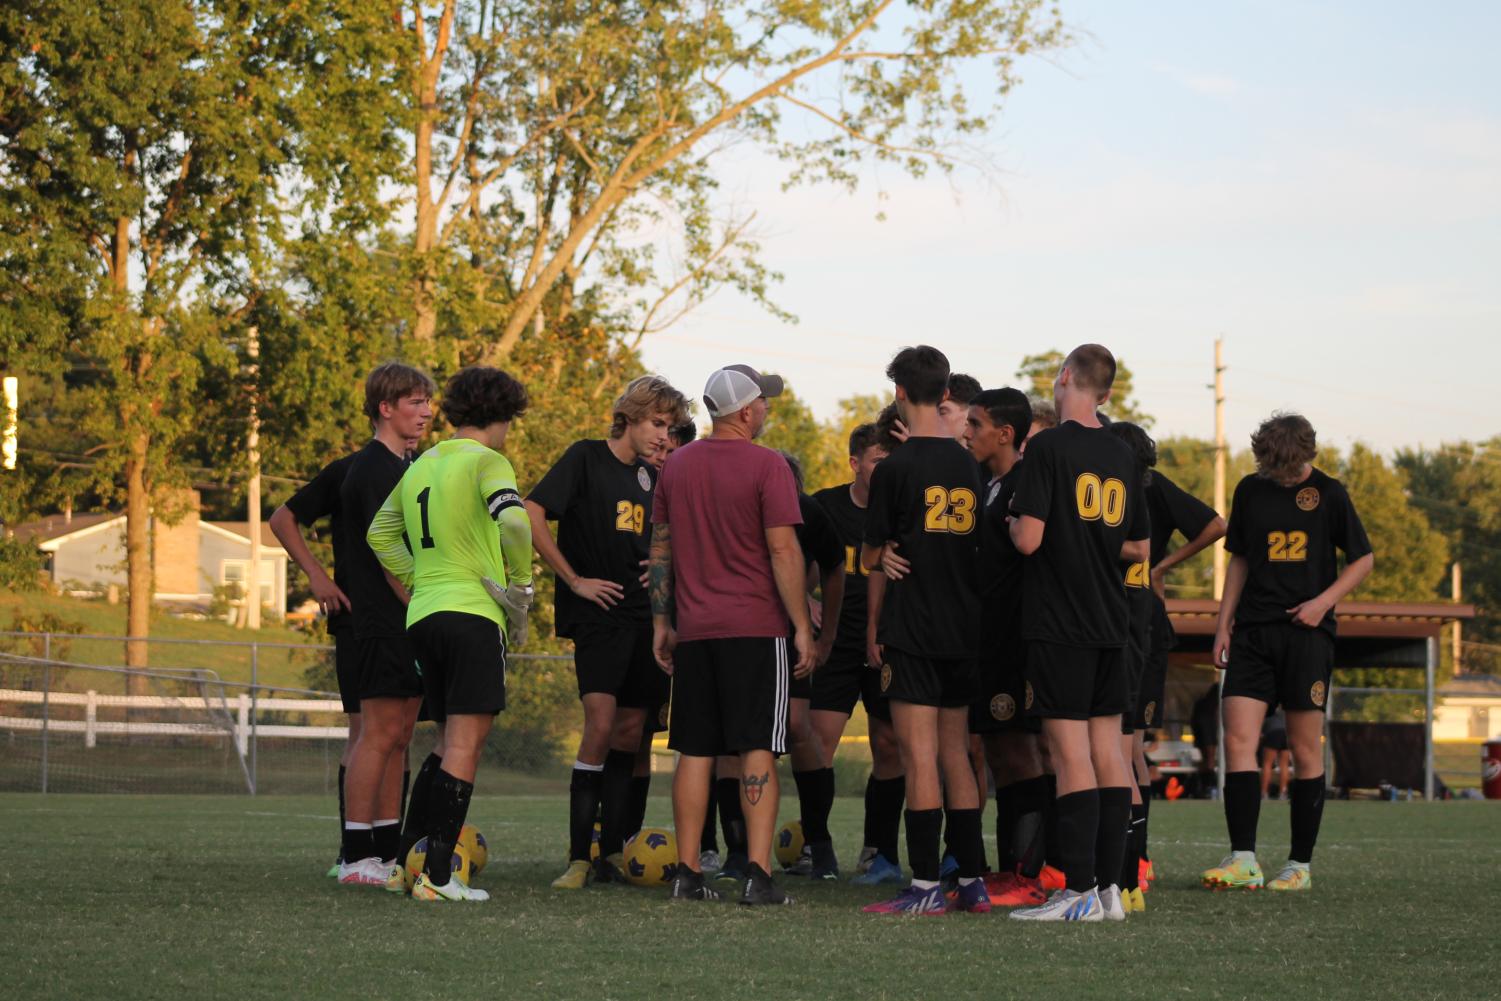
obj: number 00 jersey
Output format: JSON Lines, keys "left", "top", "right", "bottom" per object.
{"left": 1224, "top": 467, "right": 1371, "bottom": 637}
{"left": 527, "top": 440, "right": 657, "bottom": 637}
{"left": 863, "top": 437, "right": 982, "bottom": 660}
{"left": 1010, "top": 422, "right": 1148, "bottom": 648}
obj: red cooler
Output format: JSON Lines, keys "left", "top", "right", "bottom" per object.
{"left": 1484, "top": 740, "right": 1501, "bottom": 800}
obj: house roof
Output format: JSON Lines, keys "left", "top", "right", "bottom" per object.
{"left": 7, "top": 512, "right": 284, "bottom": 553}
{"left": 1167, "top": 599, "right": 1475, "bottom": 639}
{"left": 203, "top": 521, "right": 286, "bottom": 551}
{"left": 1439, "top": 673, "right": 1501, "bottom": 698}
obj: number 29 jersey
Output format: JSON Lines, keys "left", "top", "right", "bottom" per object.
{"left": 863, "top": 437, "right": 983, "bottom": 660}
{"left": 1010, "top": 422, "right": 1148, "bottom": 649}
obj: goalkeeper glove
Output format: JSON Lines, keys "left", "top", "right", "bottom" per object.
{"left": 482, "top": 578, "right": 533, "bottom": 648}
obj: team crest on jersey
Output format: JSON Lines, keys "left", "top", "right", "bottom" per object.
{"left": 1296, "top": 487, "right": 1320, "bottom": 512}
{"left": 658, "top": 703, "right": 670, "bottom": 727}
{"left": 638, "top": 467, "right": 653, "bottom": 492}
{"left": 990, "top": 694, "right": 1015, "bottom": 721}
{"left": 1310, "top": 680, "right": 1327, "bottom": 707}
{"left": 1144, "top": 701, "right": 1156, "bottom": 726}
{"left": 1024, "top": 682, "right": 1034, "bottom": 711}
{"left": 880, "top": 664, "right": 893, "bottom": 692}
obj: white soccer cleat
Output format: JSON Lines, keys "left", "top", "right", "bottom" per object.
{"left": 1009, "top": 887, "right": 1104, "bottom": 923}
{"left": 337, "top": 857, "right": 391, "bottom": 887}
{"left": 1098, "top": 884, "right": 1127, "bottom": 921}
{"left": 411, "top": 872, "right": 491, "bottom": 902}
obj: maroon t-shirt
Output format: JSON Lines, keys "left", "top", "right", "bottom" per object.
{"left": 652, "top": 438, "right": 802, "bottom": 641}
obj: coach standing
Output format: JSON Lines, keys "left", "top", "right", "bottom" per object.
{"left": 649, "top": 364, "right": 814, "bottom": 906}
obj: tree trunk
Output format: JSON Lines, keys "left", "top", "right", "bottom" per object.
{"left": 409, "top": 0, "right": 454, "bottom": 344}
{"left": 123, "top": 426, "right": 151, "bottom": 690}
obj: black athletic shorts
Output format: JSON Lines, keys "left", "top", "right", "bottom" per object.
{"left": 353, "top": 633, "right": 422, "bottom": 702}
{"left": 332, "top": 632, "right": 360, "bottom": 714}
{"left": 668, "top": 636, "right": 791, "bottom": 757}
{"left": 810, "top": 649, "right": 890, "bottom": 722}
{"left": 970, "top": 637, "right": 1036, "bottom": 735}
{"left": 880, "top": 646, "right": 977, "bottom": 710}
{"left": 407, "top": 611, "right": 508, "bottom": 721}
{"left": 573, "top": 622, "right": 668, "bottom": 711}
{"left": 1223, "top": 622, "right": 1334, "bottom": 713}
{"left": 1025, "top": 641, "right": 1130, "bottom": 721}
{"left": 1120, "top": 621, "right": 1149, "bottom": 736}
{"left": 1134, "top": 599, "right": 1174, "bottom": 732}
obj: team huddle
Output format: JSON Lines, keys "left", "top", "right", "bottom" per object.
{"left": 272, "top": 341, "right": 1374, "bottom": 916}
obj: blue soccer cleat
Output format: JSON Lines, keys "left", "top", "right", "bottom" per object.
{"left": 851, "top": 854, "right": 906, "bottom": 886}
{"left": 862, "top": 883, "right": 947, "bottom": 916}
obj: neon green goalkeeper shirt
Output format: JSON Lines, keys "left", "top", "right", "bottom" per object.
{"left": 367, "top": 437, "right": 534, "bottom": 634}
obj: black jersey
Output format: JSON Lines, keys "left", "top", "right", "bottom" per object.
{"left": 979, "top": 465, "right": 1025, "bottom": 653}
{"left": 340, "top": 439, "right": 413, "bottom": 639}
{"left": 1010, "top": 422, "right": 1149, "bottom": 648}
{"left": 1147, "top": 471, "right": 1219, "bottom": 568}
{"left": 863, "top": 437, "right": 982, "bottom": 660}
{"left": 1224, "top": 467, "right": 1371, "bottom": 637}
{"left": 527, "top": 439, "right": 657, "bottom": 637}
{"left": 812, "top": 484, "right": 873, "bottom": 656}
{"left": 795, "top": 492, "right": 844, "bottom": 579}
{"left": 284, "top": 453, "right": 356, "bottom": 635}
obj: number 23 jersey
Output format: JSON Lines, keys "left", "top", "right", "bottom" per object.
{"left": 863, "top": 437, "right": 982, "bottom": 659}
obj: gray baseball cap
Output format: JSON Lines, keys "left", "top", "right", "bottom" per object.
{"left": 702, "top": 364, "right": 784, "bottom": 417}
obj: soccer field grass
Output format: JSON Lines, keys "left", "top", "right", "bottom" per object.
{"left": 2, "top": 794, "right": 1487, "bottom": 1001}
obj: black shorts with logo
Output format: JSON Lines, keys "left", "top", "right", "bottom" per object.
{"left": 971, "top": 637, "right": 1036, "bottom": 735}
{"left": 668, "top": 636, "right": 790, "bottom": 757}
{"left": 574, "top": 622, "right": 669, "bottom": 712}
{"left": 1120, "top": 621, "right": 1149, "bottom": 736}
{"left": 880, "top": 646, "right": 978, "bottom": 710}
{"left": 353, "top": 633, "right": 422, "bottom": 703}
{"left": 332, "top": 631, "right": 360, "bottom": 714}
{"left": 1025, "top": 641, "right": 1130, "bottom": 721}
{"left": 1134, "top": 599, "right": 1174, "bottom": 732}
{"left": 810, "top": 649, "right": 891, "bottom": 722}
{"left": 407, "top": 611, "right": 508, "bottom": 722}
{"left": 1223, "top": 622, "right": 1334, "bottom": 713}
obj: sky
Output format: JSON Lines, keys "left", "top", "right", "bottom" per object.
{"left": 640, "top": 0, "right": 1501, "bottom": 453}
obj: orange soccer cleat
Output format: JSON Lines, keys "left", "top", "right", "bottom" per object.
{"left": 1039, "top": 864, "right": 1067, "bottom": 892}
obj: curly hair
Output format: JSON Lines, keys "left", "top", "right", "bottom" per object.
{"left": 1251, "top": 412, "right": 1317, "bottom": 484}
{"left": 668, "top": 420, "right": 697, "bottom": 446}
{"left": 439, "top": 366, "right": 529, "bottom": 430}
{"left": 875, "top": 403, "right": 907, "bottom": 450}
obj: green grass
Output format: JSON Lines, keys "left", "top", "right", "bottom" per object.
{"left": 1, "top": 793, "right": 1492, "bottom": 1001}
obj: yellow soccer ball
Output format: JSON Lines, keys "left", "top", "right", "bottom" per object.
{"left": 774, "top": 819, "right": 805, "bottom": 869}
{"left": 404, "top": 837, "right": 477, "bottom": 889}
{"left": 589, "top": 820, "right": 602, "bottom": 861}
{"left": 459, "top": 824, "right": 488, "bottom": 876}
{"left": 623, "top": 827, "right": 678, "bottom": 887}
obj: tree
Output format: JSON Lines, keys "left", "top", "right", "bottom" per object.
{"left": 398, "top": 0, "right": 1068, "bottom": 356}
{"left": 0, "top": 2, "right": 403, "bottom": 673}
{"left": 1336, "top": 444, "right": 1448, "bottom": 603}
{"left": 1016, "top": 350, "right": 1153, "bottom": 426}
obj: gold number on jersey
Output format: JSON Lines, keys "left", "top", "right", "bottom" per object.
{"left": 1267, "top": 530, "right": 1308, "bottom": 562}
{"left": 614, "top": 501, "right": 645, "bottom": 535}
{"left": 844, "top": 545, "right": 870, "bottom": 577}
{"left": 923, "top": 486, "right": 977, "bottom": 535}
{"left": 1075, "top": 473, "right": 1126, "bottom": 526}
{"left": 1125, "top": 560, "right": 1150, "bottom": 587}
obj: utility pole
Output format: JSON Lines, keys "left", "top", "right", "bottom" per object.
{"left": 2, "top": 376, "right": 16, "bottom": 471}
{"left": 1212, "top": 337, "right": 1227, "bottom": 600}
{"left": 245, "top": 327, "right": 262, "bottom": 630}
{"left": 1452, "top": 562, "right": 1462, "bottom": 675}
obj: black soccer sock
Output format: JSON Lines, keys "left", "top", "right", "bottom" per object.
{"left": 423, "top": 768, "right": 474, "bottom": 887}
{"left": 873, "top": 775, "right": 905, "bottom": 864}
{"left": 716, "top": 776, "right": 747, "bottom": 856}
{"left": 701, "top": 779, "right": 719, "bottom": 853}
{"left": 1042, "top": 774, "right": 1063, "bottom": 871}
{"left": 628, "top": 775, "right": 652, "bottom": 843}
{"left": 994, "top": 781, "right": 1018, "bottom": 872}
{"left": 1288, "top": 776, "right": 1326, "bottom": 864}
{"left": 1138, "top": 783, "right": 1152, "bottom": 861}
{"left": 905, "top": 807, "right": 943, "bottom": 883}
{"left": 1121, "top": 800, "right": 1146, "bottom": 888}
{"left": 401, "top": 752, "right": 442, "bottom": 861}
{"left": 336, "top": 764, "right": 348, "bottom": 859}
{"left": 568, "top": 763, "right": 605, "bottom": 862}
{"left": 341, "top": 822, "right": 374, "bottom": 864}
{"left": 1055, "top": 789, "right": 1100, "bottom": 893}
{"left": 1011, "top": 775, "right": 1050, "bottom": 879}
{"left": 795, "top": 767, "right": 836, "bottom": 845}
{"left": 373, "top": 820, "right": 400, "bottom": 863}
{"left": 1224, "top": 770, "right": 1261, "bottom": 854}
{"left": 946, "top": 807, "right": 984, "bottom": 879}
{"left": 1094, "top": 786, "right": 1132, "bottom": 891}
{"left": 598, "top": 750, "right": 636, "bottom": 858}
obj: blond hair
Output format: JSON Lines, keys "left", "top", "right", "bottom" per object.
{"left": 610, "top": 375, "right": 689, "bottom": 439}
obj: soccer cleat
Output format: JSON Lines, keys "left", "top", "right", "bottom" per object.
{"left": 1139, "top": 856, "right": 1154, "bottom": 892}
{"left": 714, "top": 851, "right": 748, "bottom": 883}
{"left": 808, "top": 841, "right": 840, "bottom": 881}
{"left": 383, "top": 862, "right": 407, "bottom": 894}
{"left": 850, "top": 854, "right": 906, "bottom": 886}
{"left": 862, "top": 882, "right": 948, "bottom": 916}
{"left": 1098, "top": 884, "right": 1127, "bottom": 921}
{"left": 740, "top": 863, "right": 795, "bottom": 906}
{"left": 668, "top": 867, "right": 722, "bottom": 902}
{"left": 854, "top": 845, "right": 878, "bottom": 875}
{"left": 1124, "top": 886, "right": 1146, "bottom": 913}
{"left": 951, "top": 879, "right": 992, "bottom": 914}
{"left": 784, "top": 843, "right": 813, "bottom": 877}
{"left": 1039, "top": 864, "right": 1067, "bottom": 892}
{"left": 1267, "top": 863, "right": 1312, "bottom": 891}
{"left": 985, "top": 871, "right": 1048, "bottom": 908}
{"left": 939, "top": 853, "right": 959, "bottom": 892}
{"left": 698, "top": 849, "right": 722, "bottom": 873}
{"left": 1202, "top": 853, "right": 1264, "bottom": 891}
{"left": 411, "top": 872, "right": 489, "bottom": 902}
{"left": 337, "top": 857, "right": 390, "bottom": 887}
{"left": 326, "top": 861, "right": 341, "bottom": 879}
{"left": 1010, "top": 887, "right": 1104, "bottom": 922}
{"left": 551, "top": 859, "right": 592, "bottom": 890}
{"left": 593, "top": 853, "right": 626, "bottom": 885}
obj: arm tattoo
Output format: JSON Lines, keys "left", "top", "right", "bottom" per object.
{"left": 742, "top": 771, "right": 770, "bottom": 806}
{"left": 648, "top": 523, "right": 674, "bottom": 616}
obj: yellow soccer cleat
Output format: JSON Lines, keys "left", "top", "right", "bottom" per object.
{"left": 551, "top": 859, "right": 592, "bottom": 890}
{"left": 410, "top": 872, "right": 490, "bottom": 902}
{"left": 383, "top": 862, "right": 407, "bottom": 895}
{"left": 1124, "top": 887, "right": 1146, "bottom": 913}
{"left": 1267, "top": 863, "right": 1312, "bottom": 891}
{"left": 1202, "top": 853, "right": 1264, "bottom": 890}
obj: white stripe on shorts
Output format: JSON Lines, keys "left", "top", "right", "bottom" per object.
{"left": 772, "top": 636, "right": 788, "bottom": 754}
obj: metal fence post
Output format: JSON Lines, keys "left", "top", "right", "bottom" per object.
{"left": 85, "top": 690, "right": 98, "bottom": 749}
{"left": 43, "top": 631, "right": 51, "bottom": 662}
{"left": 40, "top": 660, "right": 50, "bottom": 793}
{"left": 250, "top": 643, "right": 259, "bottom": 796}
{"left": 1425, "top": 636, "right": 1437, "bottom": 801}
